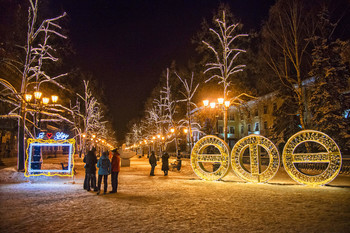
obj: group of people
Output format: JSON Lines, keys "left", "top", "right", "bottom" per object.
{"left": 149, "top": 151, "right": 182, "bottom": 176}
{"left": 83, "top": 147, "right": 120, "bottom": 195}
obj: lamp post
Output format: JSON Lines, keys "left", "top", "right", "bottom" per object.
{"left": 203, "top": 98, "right": 230, "bottom": 142}
{"left": 17, "top": 91, "right": 59, "bottom": 171}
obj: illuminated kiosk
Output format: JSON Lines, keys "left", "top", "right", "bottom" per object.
{"left": 282, "top": 130, "right": 342, "bottom": 186}
{"left": 231, "top": 135, "right": 280, "bottom": 183}
{"left": 25, "top": 133, "right": 75, "bottom": 177}
{"left": 191, "top": 136, "right": 230, "bottom": 181}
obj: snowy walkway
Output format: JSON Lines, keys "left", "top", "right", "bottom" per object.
{"left": 1, "top": 156, "right": 350, "bottom": 233}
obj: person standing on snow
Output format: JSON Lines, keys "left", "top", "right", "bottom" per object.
{"left": 110, "top": 148, "right": 121, "bottom": 193}
{"left": 84, "top": 147, "right": 98, "bottom": 191}
{"left": 96, "top": 151, "right": 111, "bottom": 195}
{"left": 161, "top": 151, "right": 170, "bottom": 176}
{"left": 149, "top": 151, "right": 157, "bottom": 176}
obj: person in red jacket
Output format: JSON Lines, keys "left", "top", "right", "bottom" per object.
{"left": 110, "top": 148, "right": 121, "bottom": 193}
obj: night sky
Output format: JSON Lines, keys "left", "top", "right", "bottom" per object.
{"left": 53, "top": 0, "right": 275, "bottom": 141}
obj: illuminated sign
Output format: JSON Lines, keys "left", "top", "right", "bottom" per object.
{"left": 25, "top": 138, "right": 75, "bottom": 177}
{"left": 191, "top": 130, "right": 342, "bottom": 186}
{"left": 282, "top": 130, "right": 342, "bottom": 186}
{"left": 191, "top": 136, "right": 230, "bottom": 181}
{"left": 231, "top": 135, "right": 280, "bottom": 183}
{"left": 54, "top": 132, "right": 69, "bottom": 140}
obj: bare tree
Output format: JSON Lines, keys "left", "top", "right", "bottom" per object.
{"left": 0, "top": 0, "right": 69, "bottom": 170}
{"left": 175, "top": 72, "right": 200, "bottom": 152}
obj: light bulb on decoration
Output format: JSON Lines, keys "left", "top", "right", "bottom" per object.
{"left": 224, "top": 101, "right": 230, "bottom": 108}
{"left": 144, "top": 140, "right": 147, "bottom": 144}
{"left": 210, "top": 102, "right": 216, "bottom": 109}
{"left": 152, "top": 136, "right": 156, "bottom": 140}
{"left": 170, "top": 128, "right": 175, "bottom": 133}
{"left": 161, "top": 137, "right": 165, "bottom": 140}
{"left": 25, "top": 94, "right": 32, "bottom": 102}
{"left": 90, "top": 138, "right": 93, "bottom": 141}
{"left": 92, "top": 134, "right": 96, "bottom": 138}
{"left": 51, "top": 95, "right": 58, "bottom": 103}
{"left": 42, "top": 97, "right": 50, "bottom": 105}
{"left": 157, "top": 134, "right": 161, "bottom": 139}
{"left": 203, "top": 100, "right": 209, "bottom": 107}
{"left": 184, "top": 128, "right": 188, "bottom": 134}
{"left": 34, "top": 91, "right": 42, "bottom": 100}
{"left": 218, "top": 98, "right": 224, "bottom": 105}
{"left": 82, "top": 134, "right": 86, "bottom": 138}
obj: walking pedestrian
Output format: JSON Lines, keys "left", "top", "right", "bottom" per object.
{"left": 110, "top": 148, "right": 120, "bottom": 193}
{"left": 96, "top": 151, "right": 111, "bottom": 195}
{"left": 149, "top": 151, "right": 157, "bottom": 176}
{"left": 161, "top": 151, "right": 169, "bottom": 176}
{"left": 83, "top": 147, "right": 97, "bottom": 191}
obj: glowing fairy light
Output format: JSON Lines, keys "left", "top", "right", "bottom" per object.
{"left": 25, "top": 138, "right": 75, "bottom": 177}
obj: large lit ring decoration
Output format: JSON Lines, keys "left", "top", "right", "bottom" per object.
{"left": 282, "top": 130, "right": 342, "bottom": 186}
{"left": 231, "top": 135, "right": 280, "bottom": 183}
{"left": 191, "top": 135, "right": 230, "bottom": 181}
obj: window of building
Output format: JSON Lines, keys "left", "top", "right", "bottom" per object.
{"left": 254, "top": 122, "right": 260, "bottom": 131}
{"left": 218, "top": 126, "right": 223, "bottom": 134}
{"left": 241, "top": 125, "right": 244, "bottom": 134}
{"left": 247, "top": 111, "right": 251, "bottom": 118}
{"left": 248, "top": 124, "right": 251, "bottom": 132}
{"left": 263, "top": 105, "right": 267, "bottom": 114}
{"left": 229, "top": 112, "right": 235, "bottom": 121}
{"left": 255, "top": 109, "right": 258, "bottom": 116}
{"left": 230, "top": 126, "right": 235, "bottom": 134}
{"left": 264, "top": 121, "right": 268, "bottom": 130}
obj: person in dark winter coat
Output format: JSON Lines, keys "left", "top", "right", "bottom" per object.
{"left": 110, "top": 148, "right": 121, "bottom": 193}
{"left": 149, "top": 151, "right": 157, "bottom": 176}
{"left": 161, "top": 152, "right": 170, "bottom": 176}
{"left": 96, "top": 151, "right": 111, "bottom": 195}
{"left": 83, "top": 147, "right": 97, "bottom": 191}
{"left": 176, "top": 151, "right": 182, "bottom": 171}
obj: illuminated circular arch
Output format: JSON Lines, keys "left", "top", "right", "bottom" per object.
{"left": 231, "top": 135, "right": 280, "bottom": 183}
{"left": 282, "top": 130, "right": 342, "bottom": 186}
{"left": 191, "top": 136, "right": 230, "bottom": 181}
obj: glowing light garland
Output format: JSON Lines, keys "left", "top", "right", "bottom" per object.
{"left": 25, "top": 138, "right": 75, "bottom": 177}
{"left": 231, "top": 135, "right": 280, "bottom": 183}
{"left": 191, "top": 130, "right": 342, "bottom": 186}
{"left": 282, "top": 130, "right": 342, "bottom": 186}
{"left": 191, "top": 136, "right": 230, "bottom": 181}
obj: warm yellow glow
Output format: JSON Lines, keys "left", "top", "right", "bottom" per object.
{"left": 152, "top": 136, "right": 156, "bottom": 140}
{"left": 91, "top": 138, "right": 93, "bottom": 141}
{"left": 42, "top": 97, "right": 50, "bottom": 105}
{"left": 191, "top": 135, "right": 230, "bottom": 181}
{"left": 161, "top": 136, "right": 165, "bottom": 140}
{"left": 144, "top": 140, "right": 147, "bottom": 144}
{"left": 92, "top": 134, "right": 96, "bottom": 138}
{"left": 51, "top": 95, "right": 58, "bottom": 103}
{"left": 218, "top": 98, "right": 224, "bottom": 105}
{"left": 184, "top": 128, "right": 188, "bottom": 134}
{"left": 210, "top": 102, "right": 216, "bottom": 108}
{"left": 224, "top": 101, "right": 230, "bottom": 108}
{"left": 170, "top": 128, "right": 175, "bottom": 133}
{"left": 34, "top": 91, "right": 42, "bottom": 100}
{"left": 25, "top": 94, "right": 32, "bottom": 102}
{"left": 203, "top": 100, "right": 209, "bottom": 107}
{"left": 82, "top": 134, "right": 86, "bottom": 138}
{"left": 282, "top": 130, "right": 342, "bottom": 186}
{"left": 231, "top": 135, "right": 280, "bottom": 183}
{"left": 157, "top": 134, "right": 161, "bottom": 139}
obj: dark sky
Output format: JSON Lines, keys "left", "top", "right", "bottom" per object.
{"left": 53, "top": 0, "right": 275, "bottom": 141}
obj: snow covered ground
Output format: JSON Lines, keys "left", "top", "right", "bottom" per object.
{"left": 0, "top": 156, "right": 350, "bottom": 233}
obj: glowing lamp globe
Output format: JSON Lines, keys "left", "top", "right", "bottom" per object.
{"left": 203, "top": 100, "right": 209, "bottom": 107}
{"left": 25, "top": 94, "right": 32, "bottom": 102}
{"left": 42, "top": 97, "right": 50, "bottom": 105}
{"left": 224, "top": 101, "right": 230, "bottom": 108}
{"left": 34, "top": 91, "right": 42, "bottom": 100}
{"left": 210, "top": 102, "right": 216, "bottom": 108}
{"left": 218, "top": 98, "right": 224, "bottom": 105}
{"left": 51, "top": 95, "right": 58, "bottom": 103}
